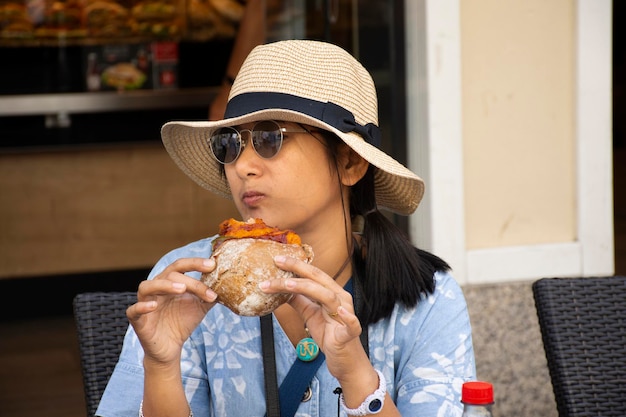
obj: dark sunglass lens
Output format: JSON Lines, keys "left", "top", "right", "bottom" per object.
{"left": 210, "top": 128, "right": 240, "bottom": 163}
{"left": 252, "top": 121, "right": 282, "bottom": 159}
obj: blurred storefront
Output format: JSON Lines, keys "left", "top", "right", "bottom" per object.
{"left": 0, "top": 0, "right": 407, "bottom": 281}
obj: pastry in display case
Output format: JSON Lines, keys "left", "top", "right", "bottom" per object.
{"left": 0, "top": 0, "right": 89, "bottom": 39}
{"left": 83, "top": 0, "right": 133, "bottom": 38}
{"left": 36, "top": 0, "right": 86, "bottom": 38}
{"left": 0, "top": 0, "right": 246, "bottom": 42}
{"left": 186, "top": 0, "right": 244, "bottom": 41}
{"left": 0, "top": 1, "right": 35, "bottom": 38}
{"left": 131, "top": 0, "right": 182, "bottom": 38}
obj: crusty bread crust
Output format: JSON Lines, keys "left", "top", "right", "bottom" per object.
{"left": 202, "top": 238, "right": 314, "bottom": 316}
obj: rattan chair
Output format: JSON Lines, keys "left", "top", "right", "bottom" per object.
{"left": 73, "top": 291, "right": 137, "bottom": 417}
{"left": 532, "top": 276, "right": 626, "bottom": 417}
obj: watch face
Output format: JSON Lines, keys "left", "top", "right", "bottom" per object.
{"left": 368, "top": 398, "right": 383, "bottom": 413}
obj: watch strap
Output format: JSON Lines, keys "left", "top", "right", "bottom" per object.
{"left": 339, "top": 369, "right": 386, "bottom": 416}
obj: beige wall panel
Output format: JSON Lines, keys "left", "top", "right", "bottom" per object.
{"left": 0, "top": 144, "right": 240, "bottom": 278}
{"left": 461, "top": 0, "right": 576, "bottom": 249}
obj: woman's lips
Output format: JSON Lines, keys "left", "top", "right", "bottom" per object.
{"left": 241, "top": 191, "right": 265, "bottom": 206}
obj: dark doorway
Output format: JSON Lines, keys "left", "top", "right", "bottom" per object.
{"left": 613, "top": 2, "right": 626, "bottom": 275}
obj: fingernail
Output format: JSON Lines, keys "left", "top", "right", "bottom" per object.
{"left": 206, "top": 289, "right": 217, "bottom": 301}
{"left": 203, "top": 258, "right": 215, "bottom": 267}
{"left": 274, "top": 255, "right": 286, "bottom": 263}
{"left": 259, "top": 281, "right": 269, "bottom": 289}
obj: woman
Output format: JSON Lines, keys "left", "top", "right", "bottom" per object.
{"left": 97, "top": 39, "right": 475, "bottom": 417}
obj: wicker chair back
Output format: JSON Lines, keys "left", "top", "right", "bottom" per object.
{"left": 533, "top": 276, "right": 626, "bottom": 417}
{"left": 73, "top": 292, "right": 137, "bottom": 417}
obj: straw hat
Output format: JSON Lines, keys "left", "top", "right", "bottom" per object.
{"left": 161, "top": 39, "right": 424, "bottom": 215}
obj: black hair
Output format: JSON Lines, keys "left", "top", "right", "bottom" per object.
{"left": 350, "top": 165, "right": 449, "bottom": 325}
{"left": 320, "top": 131, "right": 450, "bottom": 326}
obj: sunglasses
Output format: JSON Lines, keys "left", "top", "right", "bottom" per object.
{"left": 208, "top": 120, "right": 309, "bottom": 164}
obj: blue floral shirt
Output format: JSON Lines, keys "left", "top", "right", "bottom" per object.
{"left": 97, "top": 237, "right": 476, "bottom": 417}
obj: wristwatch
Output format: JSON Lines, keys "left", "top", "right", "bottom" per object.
{"left": 339, "top": 370, "right": 386, "bottom": 415}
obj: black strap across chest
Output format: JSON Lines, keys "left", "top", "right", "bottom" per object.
{"left": 261, "top": 278, "right": 369, "bottom": 417}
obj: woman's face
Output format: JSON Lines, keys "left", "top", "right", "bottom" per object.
{"left": 224, "top": 121, "right": 344, "bottom": 239}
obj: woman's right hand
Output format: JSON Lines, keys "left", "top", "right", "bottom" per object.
{"left": 126, "top": 257, "right": 218, "bottom": 365}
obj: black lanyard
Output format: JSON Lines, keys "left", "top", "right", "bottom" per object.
{"left": 261, "top": 278, "right": 368, "bottom": 417}
{"left": 261, "top": 313, "right": 282, "bottom": 417}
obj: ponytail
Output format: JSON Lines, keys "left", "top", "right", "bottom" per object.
{"left": 351, "top": 166, "right": 449, "bottom": 325}
{"left": 320, "top": 130, "right": 449, "bottom": 325}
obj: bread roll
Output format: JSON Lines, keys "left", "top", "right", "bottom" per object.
{"left": 202, "top": 237, "right": 313, "bottom": 316}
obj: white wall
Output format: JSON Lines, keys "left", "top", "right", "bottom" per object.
{"left": 405, "top": 0, "right": 614, "bottom": 284}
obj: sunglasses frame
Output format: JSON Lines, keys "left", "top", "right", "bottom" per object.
{"left": 208, "top": 120, "right": 309, "bottom": 165}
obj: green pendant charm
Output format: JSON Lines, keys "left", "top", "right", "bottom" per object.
{"left": 296, "top": 337, "right": 319, "bottom": 362}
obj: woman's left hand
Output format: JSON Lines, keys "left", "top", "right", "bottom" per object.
{"left": 259, "top": 255, "right": 367, "bottom": 381}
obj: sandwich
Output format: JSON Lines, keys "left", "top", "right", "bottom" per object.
{"left": 35, "top": 0, "right": 86, "bottom": 38}
{"left": 101, "top": 62, "right": 146, "bottom": 90}
{"left": 130, "top": 0, "right": 180, "bottom": 37}
{"left": 83, "top": 0, "right": 131, "bottom": 37}
{"left": 202, "top": 218, "right": 314, "bottom": 316}
{"left": 0, "top": 3, "right": 34, "bottom": 38}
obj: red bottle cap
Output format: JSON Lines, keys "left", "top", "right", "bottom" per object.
{"left": 462, "top": 381, "right": 494, "bottom": 405}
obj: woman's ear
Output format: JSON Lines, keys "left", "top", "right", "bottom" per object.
{"left": 338, "top": 145, "right": 369, "bottom": 186}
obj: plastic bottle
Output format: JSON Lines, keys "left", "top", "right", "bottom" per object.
{"left": 461, "top": 381, "right": 494, "bottom": 417}
{"left": 86, "top": 52, "right": 101, "bottom": 92}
